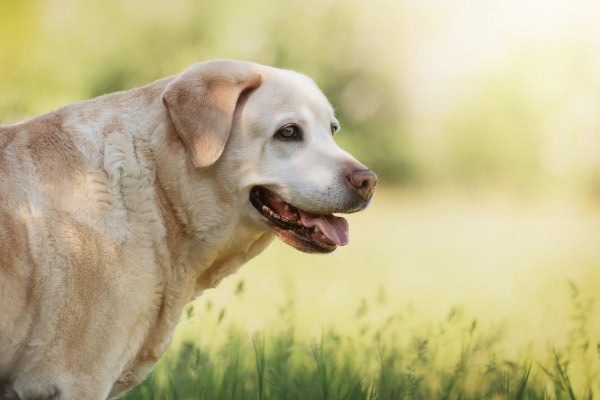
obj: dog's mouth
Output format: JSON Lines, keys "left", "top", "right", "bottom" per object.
{"left": 250, "top": 186, "right": 349, "bottom": 253}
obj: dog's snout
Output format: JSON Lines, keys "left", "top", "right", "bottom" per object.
{"left": 347, "top": 169, "right": 377, "bottom": 201}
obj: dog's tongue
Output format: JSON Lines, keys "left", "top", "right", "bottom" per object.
{"left": 300, "top": 212, "right": 349, "bottom": 246}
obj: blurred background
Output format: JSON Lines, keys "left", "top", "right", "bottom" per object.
{"left": 3, "top": 0, "right": 600, "bottom": 191}
{"left": 3, "top": 0, "right": 600, "bottom": 395}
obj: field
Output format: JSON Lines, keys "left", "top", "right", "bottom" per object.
{"left": 3, "top": 1, "right": 600, "bottom": 398}
{"left": 122, "top": 188, "right": 600, "bottom": 399}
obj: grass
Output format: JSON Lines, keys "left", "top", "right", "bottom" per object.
{"left": 123, "top": 282, "right": 598, "bottom": 399}
{"left": 121, "top": 189, "right": 600, "bottom": 399}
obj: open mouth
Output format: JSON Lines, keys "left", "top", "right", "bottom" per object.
{"left": 250, "top": 186, "right": 349, "bottom": 253}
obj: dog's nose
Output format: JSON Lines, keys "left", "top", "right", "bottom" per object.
{"left": 348, "top": 169, "right": 377, "bottom": 201}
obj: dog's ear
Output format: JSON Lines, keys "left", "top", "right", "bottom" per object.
{"left": 162, "top": 60, "right": 262, "bottom": 168}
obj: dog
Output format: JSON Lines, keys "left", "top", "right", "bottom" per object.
{"left": 0, "top": 59, "right": 376, "bottom": 399}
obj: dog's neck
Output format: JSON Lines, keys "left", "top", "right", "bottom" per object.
{"left": 152, "top": 121, "right": 274, "bottom": 297}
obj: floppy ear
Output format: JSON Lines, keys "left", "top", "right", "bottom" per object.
{"left": 162, "top": 60, "right": 262, "bottom": 168}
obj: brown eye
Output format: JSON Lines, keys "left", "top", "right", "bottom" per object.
{"left": 330, "top": 123, "right": 339, "bottom": 135}
{"left": 281, "top": 126, "right": 296, "bottom": 137}
{"left": 275, "top": 124, "right": 302, "bottom": 141}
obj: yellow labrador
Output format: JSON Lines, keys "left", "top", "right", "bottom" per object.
{"left": 0, "top": 60, "right": 376, "bottom": 399}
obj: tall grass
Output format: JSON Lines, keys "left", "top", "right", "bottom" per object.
{"left": 122, "top": 280, "right": 598, "bottom": 400}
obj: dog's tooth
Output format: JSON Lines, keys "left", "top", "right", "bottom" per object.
{"left": 320, "top": 234, "right": 326, "bottom": 240}
{"left": 283, "top": 204, "right": 290, "bottom": 211}
{"left": 314, "top": 226, "right": 320, "bottom": 233}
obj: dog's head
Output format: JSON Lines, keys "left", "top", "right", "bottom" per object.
{"left": 163, "top": 60, "right": 377, "bottom": 253}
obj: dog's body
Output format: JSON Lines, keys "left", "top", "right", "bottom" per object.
{"left": 0, "top": 60, "right": 376, "bottom": 399}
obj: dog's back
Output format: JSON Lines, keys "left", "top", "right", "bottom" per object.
{"left": 0, "top": 87, "right": 174, "bottom": 397}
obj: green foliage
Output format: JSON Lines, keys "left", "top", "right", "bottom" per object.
{"left": 121, "top": 282, "right": 599, "bottom": 400}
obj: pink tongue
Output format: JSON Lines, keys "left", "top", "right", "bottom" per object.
{"left": 300, "top": 212, "right": 349, "bottom": 246}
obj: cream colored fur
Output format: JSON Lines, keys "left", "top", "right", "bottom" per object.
{"left": 0, "top": 60, "right": 374, "bottom": 399}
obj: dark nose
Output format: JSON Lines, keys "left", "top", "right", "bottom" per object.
{"left": 348, "top": 169, "right": 377, "bottom": 201}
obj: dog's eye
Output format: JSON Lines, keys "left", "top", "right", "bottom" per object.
{"left": 330, "top": 123, "right": 339, "bottom": 136}
{"left": 275, "top": 124, "right": 302, "bottom": 141}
